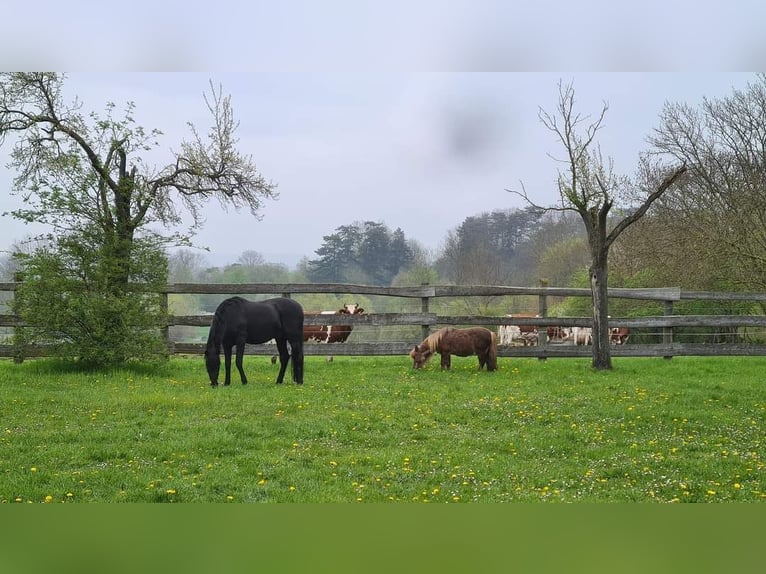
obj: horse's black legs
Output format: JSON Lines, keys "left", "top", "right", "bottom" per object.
{"left": 291, "top": 339, "right": 304, "bottom": 384}
{"left": 274, "top": 339, "right": 289, "bottom": 384}
{"left": 223, "top": 346, "right": 233, "bottom": 386}
{"left": 235, "top": 342, "right": 248, "bottom": 385}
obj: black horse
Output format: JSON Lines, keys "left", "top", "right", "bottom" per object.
{"left": 204, "top": 296, "right": 304, "bottom": 386}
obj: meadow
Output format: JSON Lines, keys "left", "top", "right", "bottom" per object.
{"left": 1, "top": 354, "right": 764, "bottom": 503}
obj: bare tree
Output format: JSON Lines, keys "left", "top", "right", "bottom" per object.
{"left": 509, "top": 80, "right": 687, "bottom": 369}
{"left": 647, "top": 73, "right": 766, "bottom": 291}
{"left": 237, "top": 250, "right": 266, "bottom": 269}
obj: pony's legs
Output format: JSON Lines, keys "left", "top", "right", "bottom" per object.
{"left": 486, "top": 351, "right": 497, "bottom": 371}
{"left": 440, "top": 353, "right": 451, "bottom": 370}
{"left": 478, "top": 352, "right": 487, "bottom": 370}
{"left": 274, "top": 338, "right": 290, "bottom": 384}
{"left": 235, "top": 341, "right": 248, "bottom": 385}
{"left": 223, "top": 345, "right": 233, "bottom": 386}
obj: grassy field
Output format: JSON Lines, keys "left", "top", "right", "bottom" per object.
{"left": 1, "top": 354, "right": 765, "bottom": 503}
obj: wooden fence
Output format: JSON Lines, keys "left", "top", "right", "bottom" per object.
{"left": 2, "top": 282, "right": 766, "bottom": 359}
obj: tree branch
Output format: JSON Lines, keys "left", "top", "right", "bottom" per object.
{"left": 606, "top": 163, "right": 687, "bottom": 247}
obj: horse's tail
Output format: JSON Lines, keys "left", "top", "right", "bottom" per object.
{"left": 487, "top": 331, "right": 498, "bottom": 371}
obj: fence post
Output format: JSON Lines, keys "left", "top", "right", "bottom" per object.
{"left": 159, "top": 290, "right": 172, "bottom": 355}
{"left": 663, "top": 299, "right": 674, "bottom": 360}
{"left": 537, "top": 279, "right": 548, "bottom": 360}
{"left": 420, "top": 283, "right": 431, "bottom": 341}
{"left": 12, "top": 272, "right": 24, "bottom": 364}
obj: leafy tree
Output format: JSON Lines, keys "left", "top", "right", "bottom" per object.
{"left": 387, "top": 228, "right": 413, "bottom": 278}
{"left": 435, "top": 207, "right": 544, "bottom": 286}
{"left": 535, "top": 235, "right": 590, "bottom": 288}
{"left": 509, "top": 80, "right": 687, "bottom": 370}
{"left": 0, "top": 73, "right": 277, "bottom": 365}
{"left": 357, "top": 222, "right": 392, "bottom": 284}
{"left": 307, "top": 221, "right": 414, "bottom": 286}
{"left": 308, "top": 231, "right": 349, "bottom": 283}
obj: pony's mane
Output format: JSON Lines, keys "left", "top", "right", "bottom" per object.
{"left": 422, "top": 327, "right": 451, "bottom": 353}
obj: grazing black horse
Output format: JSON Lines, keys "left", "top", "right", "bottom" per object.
{"left": 204, "top": 296, "right": 304, "bottom": 386}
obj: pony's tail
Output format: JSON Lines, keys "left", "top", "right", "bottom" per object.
{"left": 487, "top": 331, "right": 498, "bottom": 371}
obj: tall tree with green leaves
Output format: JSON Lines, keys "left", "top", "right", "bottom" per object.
{"left": 0, "top": 73, "right": 277, "bottom": 365}
{"left": 307, "top": 221, "right": 414, "bottom": 286}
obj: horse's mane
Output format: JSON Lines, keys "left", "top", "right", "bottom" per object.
{"left": 206, "top": 297, "right": 246, "bottom": 351}
{"left": 422, "top": 327, "right": 452, "bottom": 353}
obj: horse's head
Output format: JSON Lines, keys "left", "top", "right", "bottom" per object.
{"left": 409, "top": 345, "right": 433, "bottom": 369}
{"left": 204, "top": 347, "right": 221, "bottom": 386}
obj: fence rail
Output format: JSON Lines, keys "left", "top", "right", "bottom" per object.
{"left": 3, "top": 282, "right": 766, "bottom": 360}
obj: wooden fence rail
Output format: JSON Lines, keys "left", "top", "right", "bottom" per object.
{"left": 2, "top": 282, "right": 766, "bottom": 360}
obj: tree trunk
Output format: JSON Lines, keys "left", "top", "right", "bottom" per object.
{"left": 590, "top": 249, "right": 612, "bottom": 370}
{"left": 109, "top": 174, "right": 136, "bottom": 292}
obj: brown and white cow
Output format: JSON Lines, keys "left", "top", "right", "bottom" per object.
{"left": 546, "top": 325, "right": 571, "bottom": 343}
{"left": 303, "top": 303, "right": 365, "bottom": 344}
{"left": 569, "top": 326, "right": 630, "bottom": 346}
{"left": 271, "top": 303, "right": 365, "bottom": 364}
{"left": 571, "top": 326, "right": 593, "bottom": 346}
{"left": 498, "top": 314, "right": 539, "bottom": 346}
{"left": 610, "top": 327, "right": 630, "bottom": 345}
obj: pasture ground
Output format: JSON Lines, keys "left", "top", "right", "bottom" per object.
{"left": 1, "top": 355, "right": 765, "bottom": 503}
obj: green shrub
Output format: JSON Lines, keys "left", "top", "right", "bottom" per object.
{"left": 13, "top": 231, "right": 168, "bottom": 367}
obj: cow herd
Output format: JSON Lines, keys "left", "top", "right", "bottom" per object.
{"left": 497, "top": 314, "right": 630, "bottom": 347}
{"left": 303, "top": 306, "right": 630, "bottom": 350}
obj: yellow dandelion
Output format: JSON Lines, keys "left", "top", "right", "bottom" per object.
{"left": 166, "top": 489, "right": 177, "bottom": 495}
{"left": 30, "top": 467, "right": 38, "bottom": 473}
{"left": 226, "top": 495, "right": 234, "bottom": 501}
{"left": 258, "top": 479, "right": 267, "bottom": 486}
{"left": 289, "top": 486, "right": 296, "bottom": 491}
{"left": 44, "top": 495, "right": 53, "bottom": 503}
{"left": 734, "top": 483, "right": 742, "bottom": 490}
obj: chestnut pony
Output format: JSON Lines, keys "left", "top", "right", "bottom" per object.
{"left": 409, "top": 327, "right": 497, "bottom": 371}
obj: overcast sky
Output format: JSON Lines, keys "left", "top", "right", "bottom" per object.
{"left": 1, "top": 2, "right": 762, "bottom": 267}
{"left": 0, "top": 73, "right": 756, "bottom": 267}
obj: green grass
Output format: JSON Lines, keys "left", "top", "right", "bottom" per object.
{"left": 1, "top": 355, "right": 764, "bottom": 503}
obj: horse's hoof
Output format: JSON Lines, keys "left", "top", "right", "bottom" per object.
{"left": 223, "top": 382, "right": 230, "bottom": 386}
{"left": 210, "top": 383, "right": 218, "bottom": 388}
{"left": 242, "top": 381, "right": 248, "bottom": 385}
